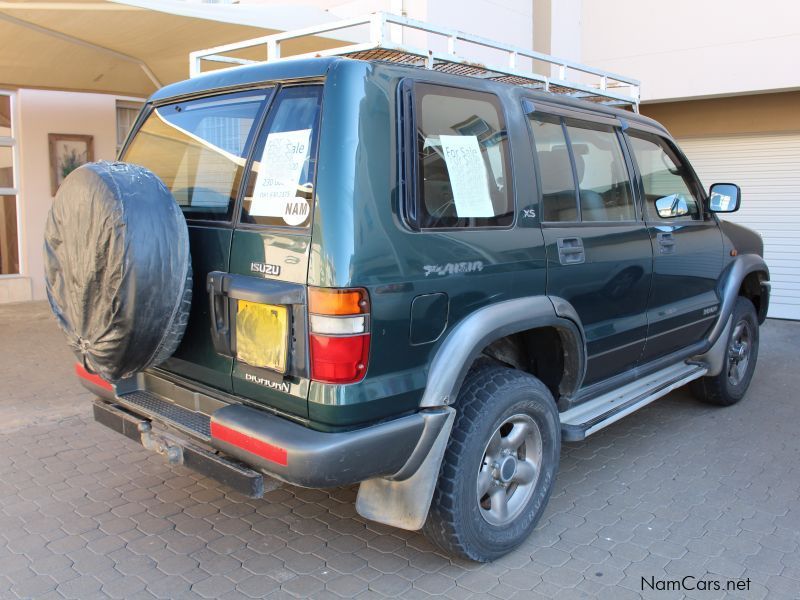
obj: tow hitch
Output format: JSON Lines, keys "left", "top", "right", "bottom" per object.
{"left": 138, "top": 421, "right": 184, "bottom": 465}
{"left": 92, "top": 399, "right": 272, "bottom": 498}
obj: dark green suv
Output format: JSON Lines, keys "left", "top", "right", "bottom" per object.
{"left": 47, "top": 52, "right": 769, "bottom": 562}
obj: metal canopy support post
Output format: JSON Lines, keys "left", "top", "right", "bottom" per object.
{"left": 189, "top": 12, "right": 640, "bottom": 109}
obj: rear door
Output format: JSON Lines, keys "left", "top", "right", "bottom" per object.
{"left": 527, "top": 105, "right": 653, "bottom": 386}
{"left": 122, "top": 88, "right": 275, "bottom": 391}
{"left": 226, "top": 85, "right": 323, "bottom": 420}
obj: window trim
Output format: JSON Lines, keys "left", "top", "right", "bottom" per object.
{"left": 527, "top": 108, "right": 639, "bottom": 226}
{"left": 623, "top": 128, "right": 709, "bottom": 224}
{"left": 404, "top": 80, "right": 516, "bottom": 232}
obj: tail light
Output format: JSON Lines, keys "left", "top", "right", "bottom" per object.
{"left": 75, "top": 363, "right": 114, "bottom": 392}
{"left": 308, "top": 287, "right": 370, "bottom": 384}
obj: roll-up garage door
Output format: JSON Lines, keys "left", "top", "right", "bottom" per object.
{"left": 678, "top": 133, "right": 800, "bottom": 320}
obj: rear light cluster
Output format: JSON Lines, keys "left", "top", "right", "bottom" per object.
{"left": 308, "top": 287, "right": 370, "bottom": 384}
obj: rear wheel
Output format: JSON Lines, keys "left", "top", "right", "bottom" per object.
{"left": 423, "top": 365, "right": 560, "bottom": 562}
{"left": 691, "top": 296, "right": 759, "bottom": 406}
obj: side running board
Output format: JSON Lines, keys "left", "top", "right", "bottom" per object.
{"left": 560, "top": 362, "right": 707, "bottom": 442}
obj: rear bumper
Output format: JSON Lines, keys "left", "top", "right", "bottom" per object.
{"left": 83, "top": 371, "right": 448, "bottom": 490}
{"left": 209, "top": 403, "right": 439, "bottom": 487}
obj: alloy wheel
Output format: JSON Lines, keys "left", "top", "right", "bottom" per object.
{"left": 477, "top": 414, "right": 543, "bottom": 526}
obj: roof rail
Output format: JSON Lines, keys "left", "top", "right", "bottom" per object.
{"left": 190, "top": 12, "right": 640, "bottom": 109}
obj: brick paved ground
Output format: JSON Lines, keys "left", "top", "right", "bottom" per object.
{"left": 1, "top": 301, "right": 799, "bottom": 600}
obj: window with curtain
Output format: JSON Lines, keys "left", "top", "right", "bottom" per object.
{"left": 116, "top": 100, "right": 144, "bottom": 156}
{"left": 0, "top": 93, "right": 19, "bottom": 275}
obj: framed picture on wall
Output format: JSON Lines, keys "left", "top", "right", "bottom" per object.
{"left": 49, "top": 133, "right": 94, "bottom": 195}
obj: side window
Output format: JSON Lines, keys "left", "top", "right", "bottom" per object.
{"left": 123, "top": 89, "right": 270, "bottom": 222}
{"left": 627, "top": 132, "right": 702, "bottom": 221}
{"left": 241, "top": 86, "right": 323, "bottom": 228}
{"left": 413, "top": 84, "right": 513, "bottom": 229}
{"left": 564, "top": 122, "right": 635, "bottom": 222}
{"left": 530, "top": 115, "right": 577, "bottom": 222}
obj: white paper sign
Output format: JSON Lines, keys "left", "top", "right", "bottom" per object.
{"left": 249, "top": 129, "right": 312, "bottom": 225}
{"left": 439, "top": 135, "right": 495, "bottom": 218}
{"left": 711, "top": 191, "right": 732, "bottom": 212}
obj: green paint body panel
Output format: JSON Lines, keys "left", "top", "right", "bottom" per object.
{"left": 228, "top": 228, "right": 312, "bottom": 419}
{"left": 132, "top": 56, "right": 760, "bottom": 431}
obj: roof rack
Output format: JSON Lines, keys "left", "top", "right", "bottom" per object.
{"left": 190, "top": 12, "right": 640, "bottom": 109}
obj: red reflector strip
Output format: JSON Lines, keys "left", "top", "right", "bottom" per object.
{"left": 74, "top": 363, "right": 113, "bottom": 392}
{"left": 210, "top": 421, "right": 288, "bottom": 467}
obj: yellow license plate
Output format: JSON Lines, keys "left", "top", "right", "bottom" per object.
{"left": 236, "top": 300, "right": 289, "bottom": 373}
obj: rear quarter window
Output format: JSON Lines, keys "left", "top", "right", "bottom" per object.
{"left": 411, "top": 84, "right": 513, "bottom": 229}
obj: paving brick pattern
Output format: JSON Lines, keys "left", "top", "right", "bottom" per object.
{"left": 1, "top": 301, "right": 799, "bottom": 599}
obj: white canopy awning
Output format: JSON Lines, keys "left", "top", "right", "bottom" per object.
{"left": 0, "top": 0, "right": 341, "bottom": 97}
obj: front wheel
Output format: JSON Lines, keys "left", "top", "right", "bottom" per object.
{"left": 691, "top": 296, "right": 759, "bottom": 406}
{"left": 423, "top": 365, "right": 560, "bottom": 562}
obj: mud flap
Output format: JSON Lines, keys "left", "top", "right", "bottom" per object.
{"left": 355, "top": 408, "right": 455, "bottom": 530}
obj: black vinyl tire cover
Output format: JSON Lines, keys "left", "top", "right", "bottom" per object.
{"left": 44, "top": 161, "right": 192, "bottom": 382}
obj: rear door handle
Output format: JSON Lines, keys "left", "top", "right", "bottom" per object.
{"left": 557, "top": 237, "right": 585, "bottom": 265}
{"left": 657, "top": 232, "right": 676, "bottom": 254}
{"left": 207, "top": 272, "right": 233, "bottom": 356}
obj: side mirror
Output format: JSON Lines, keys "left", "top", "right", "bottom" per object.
{"left": 709, "top": 183, "right": 741, "bottom": 213}
{"left": 655, "top": 194, "right": 690, "bottom": 218}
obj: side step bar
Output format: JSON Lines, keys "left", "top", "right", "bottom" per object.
{"left": 560, "top": 362, "right": 707, "bottom": 442}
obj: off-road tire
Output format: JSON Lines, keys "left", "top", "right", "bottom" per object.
{"left": 423, "top": 365, "right": 560, "bottom": 562}
{"left": 691, "top": 296, "right": 759, "bottom": 406}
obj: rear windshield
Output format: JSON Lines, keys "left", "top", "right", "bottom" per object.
{"left": 123, "top": 89, "right": 270, "bottom": 222}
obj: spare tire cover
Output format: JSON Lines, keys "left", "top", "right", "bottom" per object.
{"left": 44, "top": 161, "right": 192, "bottom": 382}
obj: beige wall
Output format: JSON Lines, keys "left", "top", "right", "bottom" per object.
{"left": 241, "top": 0, "right": 535, "bottom": 64}
{"left": 641, "top": 91, "right": 800, "bottom": 139}
{"left": 5, "top": 89, "right": 119, "bottom": 302}
{"left": 580, "top": 0, "right": 800, "bottom": 102}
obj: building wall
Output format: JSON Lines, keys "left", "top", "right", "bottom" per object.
{"left": 240, "top": 0, "right": 535, "bottom": 64}
{"left": 7, "top": 90, "right": 119, "bottom": 302}
{"left": 579, "top": 0, "right": 800, "bottom": 102}
{"left": 641, "top": 92, "right": 800, "bottom": 138}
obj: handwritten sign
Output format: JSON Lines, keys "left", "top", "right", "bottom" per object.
{"left": 249, "top": 129, "right": 312, "bottom": 225}
{"left": 439, "top": 135, "right": 494, "bottom": 218}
